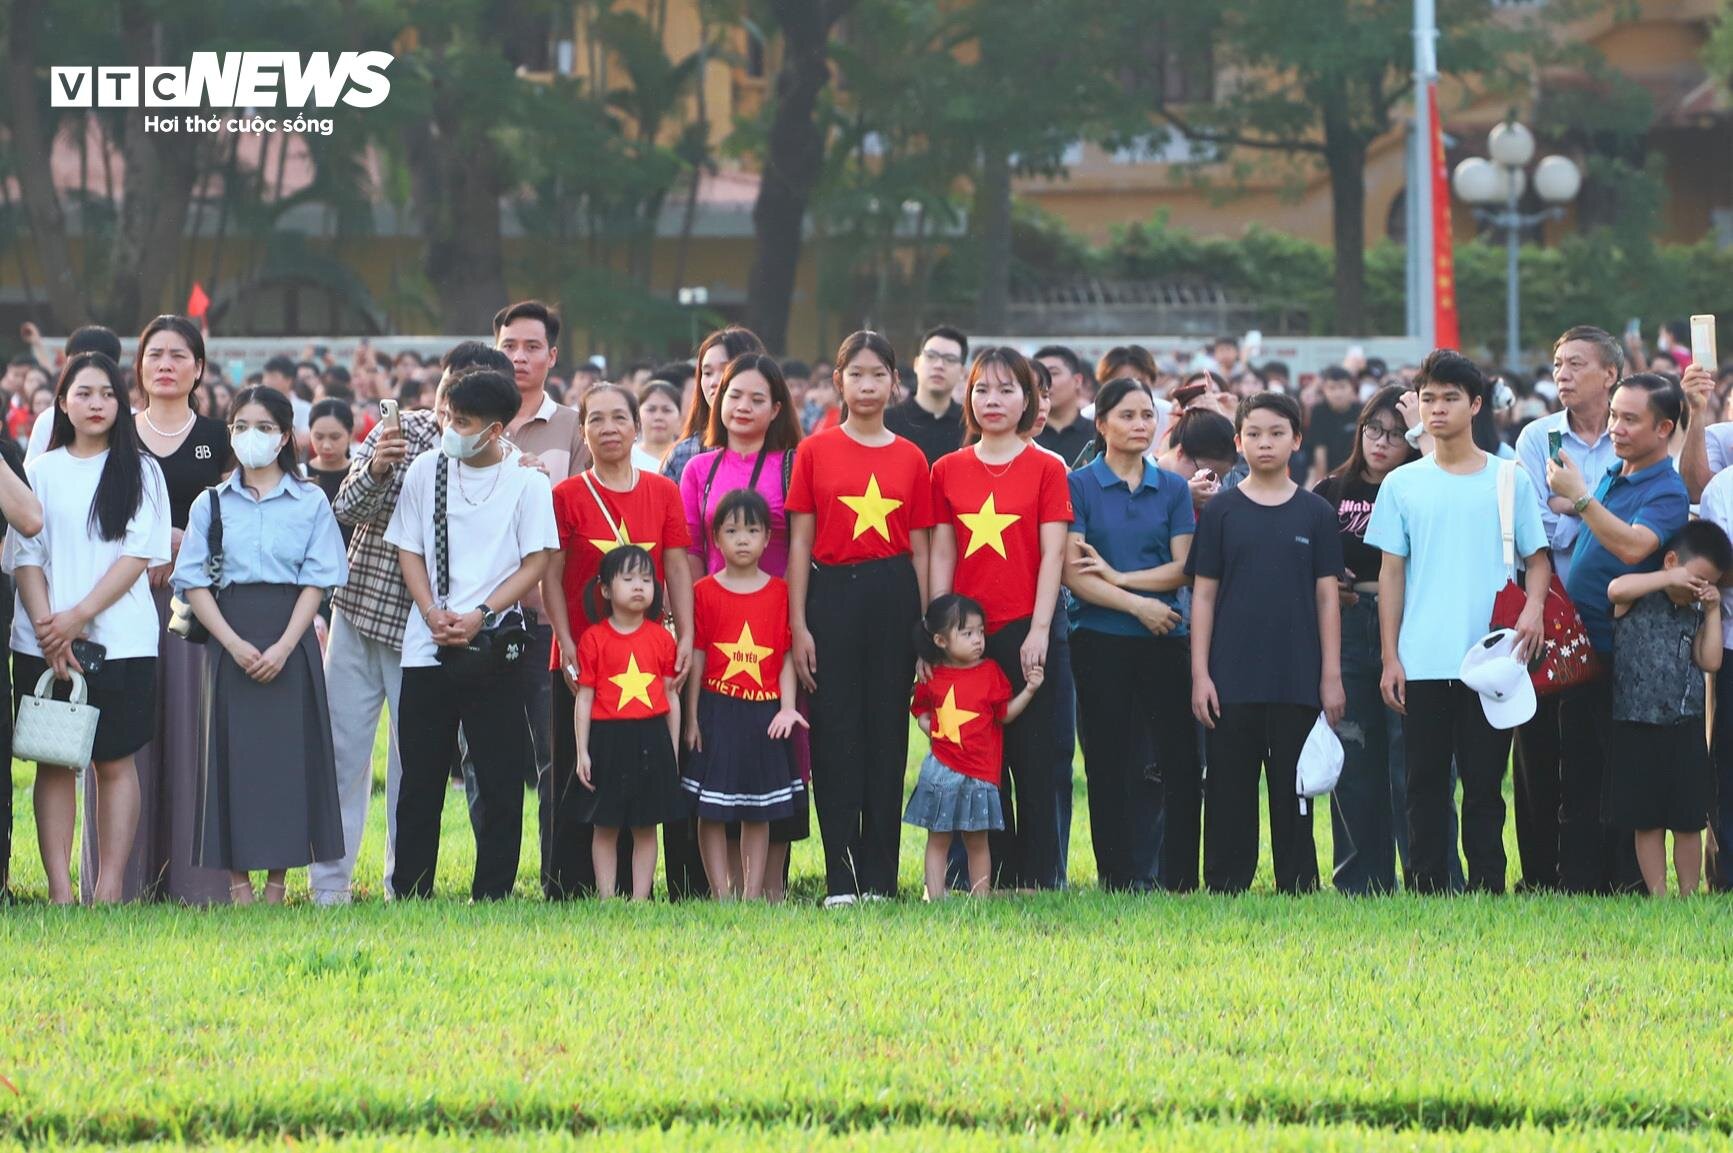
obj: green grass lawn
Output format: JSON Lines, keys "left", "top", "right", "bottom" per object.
{"left": 4, "top": 726, "right": 1731, "bottom": 1151}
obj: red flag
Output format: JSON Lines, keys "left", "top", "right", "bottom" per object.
{"left": 185, "top": 282, "right": 210, "bottom": 320}
{"left": 1430, "top": 83, "right": 1459, "bottom": 350}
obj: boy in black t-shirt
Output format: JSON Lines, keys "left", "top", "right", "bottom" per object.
{"left": 1186, "top": 392, "right": 1345, "bottom": 893}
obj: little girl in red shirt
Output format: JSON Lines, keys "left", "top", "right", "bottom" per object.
{"left": 681, "top": 490, "right": 807, "bottom": 900}
{"left": 575, "top": 545, "right": 684, "bottom": 900}
{"left": 906, "top": 594, "right": 1044, "bottom": 898}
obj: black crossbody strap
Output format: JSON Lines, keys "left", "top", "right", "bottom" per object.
{"left": 433, "top": 456, "right": 450, "bottom": 604}
{"left": 204, "top": 485, "right": 226, "bottom": 584}
{"left": 700, "top": 449, "right": 772, "bottom": 548}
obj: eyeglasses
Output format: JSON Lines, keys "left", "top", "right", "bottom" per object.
{"left": 920, "top": 350, "right": 963, "bottom": 367}
{"left": 1362, "top": 424, "right": 1403, "bottom": 445}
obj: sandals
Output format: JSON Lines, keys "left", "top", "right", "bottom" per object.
{"left": 228, "top": 880, "right": 255, "bottom": 906}
{"left": 262, "top": 879, "right": 287, "bottom": 906}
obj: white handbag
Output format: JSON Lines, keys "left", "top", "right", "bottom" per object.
{"left": 13, "top": 669, "right": 99, "bottom": 768}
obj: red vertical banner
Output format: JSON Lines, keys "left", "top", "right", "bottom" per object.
{"left": 1430, "top": 82, "right": 1459, "bottom": 349}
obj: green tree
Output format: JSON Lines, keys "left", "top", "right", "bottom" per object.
{"left": 1126, "top": 0, "right": 1604, "bottom": 335}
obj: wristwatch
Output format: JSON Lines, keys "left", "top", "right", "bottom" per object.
{"left": 1572, "top": 494, "right": 1592, "bottom": 515}
{"left": 475, "top": 604, "right": 498, "bottom": 628}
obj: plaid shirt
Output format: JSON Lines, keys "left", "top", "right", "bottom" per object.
{"left": 662, "top": 433, "right": 706, "bottom": 484}
{"left": 330, "top": 409, "right": 440, "bottom": 648}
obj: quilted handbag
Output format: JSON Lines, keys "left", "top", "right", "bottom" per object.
{"left": 13, "top": 668, "right": 99, "bottom": 768}
{"left": 1488, "top": 460, "right": 1602, "bottom": 695}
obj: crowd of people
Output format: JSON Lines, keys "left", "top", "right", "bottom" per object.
{"left": 4, "top": 304, "right": 1732, "bottom": 906}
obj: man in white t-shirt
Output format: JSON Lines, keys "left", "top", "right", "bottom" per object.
{"left": 384, "top": 368, "right": 559, "bottom": 901}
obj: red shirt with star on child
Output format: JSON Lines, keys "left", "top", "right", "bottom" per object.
{"left": 911, "top": 661, "right": 1014, "bottom": 785}
{"left": 577, "top": 618, "right": 678, "bottom": 721}
{"left": 551, "top": 470, "right": 690, "bottom": 669}
{"left": 694, "top": 575, "right": 790, "bottom": 704}
{"left": 785, "top": 426, "right": 934, "bottom": 565}
{"left": 931, "top": 444, "right": 1074, "bottom": 634}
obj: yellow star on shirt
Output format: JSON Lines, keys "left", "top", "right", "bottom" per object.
{"left": 609, "top": 653, "right": 658, "bottom": 712}
{"left": 713, "top": 621, "right": 774, "bottom": 687}
{"left": 587, "top": 524, "right": 657, "bottom": 556}
{"left": 932, "top": 686, "right": 981, "bottom": 746}
{"left": 957, "top": 492, "right": 1020, "bottom": 559}
{"left": 838, "top": 474, "right": 902, "bottom": 541}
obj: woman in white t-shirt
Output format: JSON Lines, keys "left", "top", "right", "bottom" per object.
{"left": 6, "top": 353, "right": 171, "bottom": 904}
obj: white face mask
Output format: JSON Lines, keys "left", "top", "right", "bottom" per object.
{"left": 232, "top": 428, "right": 282, "bottom": 470}
{"left": 441, "top": 424, "right": 494, "bottom": 461}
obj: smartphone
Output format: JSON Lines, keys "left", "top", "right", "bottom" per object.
{"left": 70, "top": 638, "right": 107, "bottom": 678}
{"left": 379, "top": 398, "right": 400, "bottom": 431}
{"left": 1625, "top": 317, "right": 1642, "bottom": 339}
{"left": 1547, "top": 429, "right": 1563, "bottom": 463}
{"left": 1692, "top": 314, "right": 1717, "bottom": 369}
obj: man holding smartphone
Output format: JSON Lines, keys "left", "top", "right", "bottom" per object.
{"left": 1508, "top": 325, "right": 1621, "bottom": 893}
{"left": 312, "top": 341, "right": 510, "bottom": 904}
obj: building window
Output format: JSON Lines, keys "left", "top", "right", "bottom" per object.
{"left": 1121, "top": 19, "right": 1214, "bottom": 107}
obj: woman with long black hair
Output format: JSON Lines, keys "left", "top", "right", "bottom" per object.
{"left": 787, "top": 332, "right": 933, "bottom": 904}
{"left": 1063, "top": 377, "right": 1199, "bottom": 891}
{"left": 661, "top": 326, "right": 766, "bottom": 484}
{"left": 7, "top": 352, "right": 171, "bottom": 903}
{"left": 928, "top": 347, "right": 1071, "bottom": 889}
{"left": 171, "top": 386, "right": 348, "bottom": 904}
{"left": 90, "top": 315, "right": 234, "bottom": 905}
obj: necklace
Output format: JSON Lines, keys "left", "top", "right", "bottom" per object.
{"left": 456, "top": 458, "right": 504, "bottom": 506}
{"left": 142, "top": 407, "right": 196, "bottom": 438}
{"left": 974, "top": 442, "right": 1024, "bottom": 478}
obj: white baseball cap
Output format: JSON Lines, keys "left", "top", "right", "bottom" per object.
{"left": 1459, "top": 629, "right": 1536, "bottom": 729}
{"left": 1295, "top": 712, "right": 1344, "bottom": 814}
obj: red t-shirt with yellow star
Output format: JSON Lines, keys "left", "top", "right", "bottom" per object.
{"left": 694, "top": 575, "right": 790, "bottom": 703}
{"left": 930, "top": 445, "right": 1074, "bottom": 633}
{"left": 785, "top": 427, "right": 935, "bottom": 565}
{"left": 551, "top": 471, "right": 690, "bottom": 669}
{"left": 911, "top": 661, "right": 1014, "bottom": 785}
{"left": 577, "top": 619, "right": 678, "bottom": 720}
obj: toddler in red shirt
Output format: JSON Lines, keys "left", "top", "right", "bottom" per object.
{"left": 906, "top": 594, "right": 1044, "bottom": 898}
{"left": 575, "top": 545, "right": 685, "bottom": 900}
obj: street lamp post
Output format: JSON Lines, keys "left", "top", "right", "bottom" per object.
{"left": 1451, "top": 119, "right": 1582, "bottom": 374}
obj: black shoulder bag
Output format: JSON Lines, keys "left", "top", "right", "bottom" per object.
{"left": 433, "top": 456, "right": 531, "bottom": 685}
{"left": 168, "top": 487, "right": 225, "bottom": 644}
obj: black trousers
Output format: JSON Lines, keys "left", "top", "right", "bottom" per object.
{"left": 1402, "top": 679, "right": 1511, "bottom": 893}
{"left": 542, "top": 670, "right": 656, "bottom": 899}
{"left": 983, "top": 617, "right": 1061, "bottom": 890}
{"left": 1511, "top": 693, "right": 1562, "bottom": 891}
{"left": 806, "top": 555, "right": 920, "bottom": 898}
{"left": 394, "top": 662, "right": 531, "bottom": 900}
{"left": 1072, "top": 629, "right": 1197, "bottom": 891}
{"left": 0, "top": 648, "right": 11, "bottom": 896}
{"left": 1713, "top": 656, "right": 1733, "bottom": 890}
{"left": 1556, "top": 677, "right": 1640, "bottom": 893}
{"left": 524, "top": 615, "right": 553, "bottom": 785}
{"left": 1203, "top": 702, "right": 1318, "bottom": 894}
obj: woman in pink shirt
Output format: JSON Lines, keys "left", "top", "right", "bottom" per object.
{"left": 680, "top": 354, "right": 802, "bottom": 578}
{"left": 678, "top": 352, "right": 807, "bottom": 898}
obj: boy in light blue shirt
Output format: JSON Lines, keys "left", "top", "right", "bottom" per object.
{"left": 1366, "top": 350, "right": 1552, "bottom": 894}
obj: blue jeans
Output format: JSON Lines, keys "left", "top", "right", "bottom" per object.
{"left": 1333, "top": 593, "right": 1463, "bottom": 892}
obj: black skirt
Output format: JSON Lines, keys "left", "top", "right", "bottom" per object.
{"left": 582, "top": 716, "right": 686, "bottom": 829}
{"left": 1608, "top": 718, "right": 1711, "bottom": 833}
{"left": 12, "top": 652, "right": 156, "bottom": 763}
{"left": 680, "top": 692, "right": 803, "bottom": 823}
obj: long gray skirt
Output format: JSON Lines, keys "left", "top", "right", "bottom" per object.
{"left": 192, "top": 583, "right": 344, "bottom": 871}
{"left": 81, "top": 583, "right": 232, "bottom": 905}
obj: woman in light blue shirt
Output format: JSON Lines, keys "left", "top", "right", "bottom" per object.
{"left": 171, "top": 386, "right": 349, "bottom": 905}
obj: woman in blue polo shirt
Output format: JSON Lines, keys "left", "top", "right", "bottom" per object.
{"left": 1063, "top": 377, "right": 1198, "bottom": 892}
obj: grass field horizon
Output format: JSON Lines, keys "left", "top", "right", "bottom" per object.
{"left": 6, "top": 729, "right": 1732, "bottom": 1150}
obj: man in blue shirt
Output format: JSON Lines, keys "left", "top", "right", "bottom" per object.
{"left": 1509, "top": 325, "right": 1621, "bottom": 892}
{"left": 1548, "top": 372, "right": 1691, "bottom": 893}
